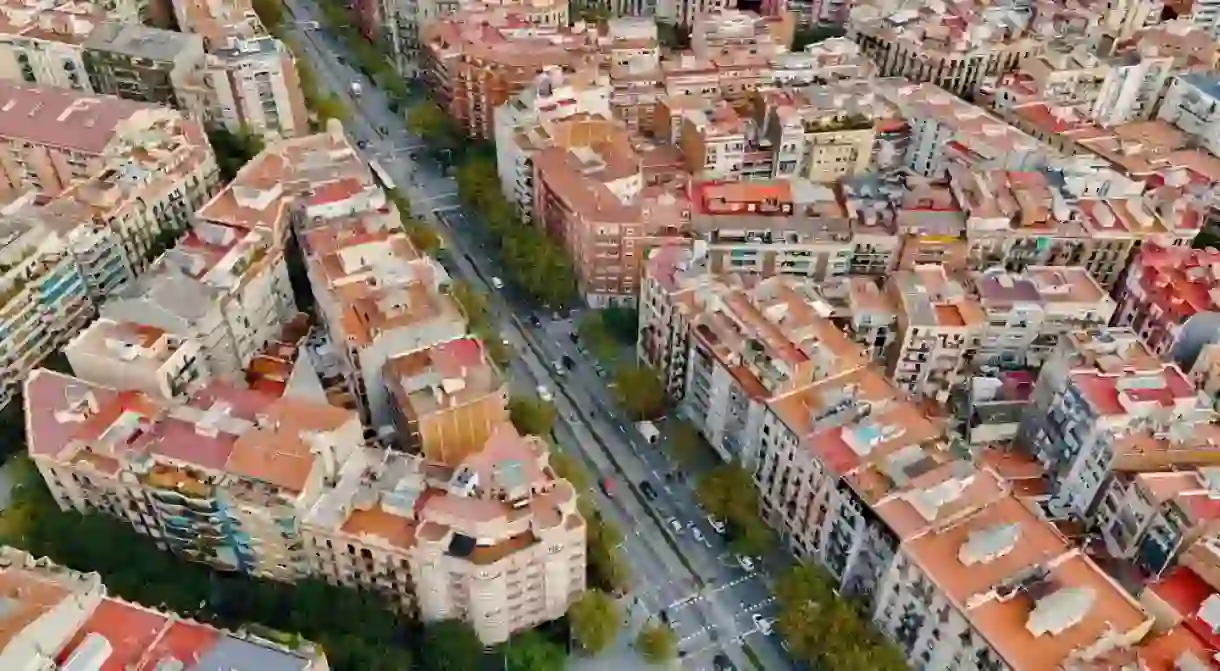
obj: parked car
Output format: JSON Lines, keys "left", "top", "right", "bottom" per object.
{"left": 599, "top": 477, "right": 614, "bottom": 498}
{"left": 707, "top": 516, "right": 726, "bottom": 535}
{"left": 552, "top": 360, "right": 565, "bottom": 376}
{"left": 562, "top": 354, "right": 575, "bottom": 369}
{"left": 537, "top": 385, "right": 553, "bottom": 402}
{"left": 667, "top": 518, "right": 684, "bottom": 535}
{"left": 490, "top": 276, "right": 504, "bottom": 289}
{"left": 752, "top": 614, "right": 774, "bottom": 635}
{"left": 736, "top": 555, "right": 755, "bottom": 572}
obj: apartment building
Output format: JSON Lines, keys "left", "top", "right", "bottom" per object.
{"left": 673, "top": 100, "right": 747, "bottom": 180}
{"left": 688, "top": 179, "right": 900, "bottom": 279}
{"left": 969, "top": 266, "right": 1117, "bottom": 368}
{"left": 1158, "top": 72, "right": 1220, "bottom": 157}
{"left": 690, "top": 9, "right": 794, "bottom": 61}
{"left": 492, "top": 68, "right": 611, "bottom": 221}
{"left": 82, "top": 22, "right": 206, "bottom": 110}
{"left": 0, "top": 212, "right": 93, "bottom": 408}
{"left": 1097, "top": 466, "right": 1220, "bottom": 578}
{"left": 750, "top": 82, "right": 890, "bottom": 183}
{"left": 385, "top": 336, "right": 510, "bottom": 466}
{"left": 885, "top": 266, "right": 985, "bottom": 402}
{"left": 26, "top": 366, "right": 365, "bottom": 580}
{"left": 870, "top": 489, "right": 1153, "bottom": 671}
{"left": 840, "top": 173, "right": 967, "bottom": 272}
{"left": 876, "top": 80, "right": 1050, "bottom": 179}
{"left": 421, "top": 7, "right": 599, "bottom": 139}
{"left": 0, "top": 81, "right": 207, "bottom": 200}
{"left": 602, "top": 17, "right": 662, "bottom": 135}
{"left": 1019, "top": 328, "right": 1210, "bottom": 521}
{"left": 303, "top": 423, "right": 585, "bottom": 643}
{"left": 1115, "top": 243, "right": 1220, "bottom": 358}
{"left": 0, "top": 546, "right": 330, "bottom": 670}
{"left": 766, "top": 38, "right": 877, "bottom": 87}
{"left": 64, "top": 317, "right": 209, "bottom": 400}
{"left": 0, "top": 1, "right": 95, "bottom": 92}
{"left": 947, "top": 165, "right": 1196, "bottom": 290}
{"left": 300, "top": 210, "right": 466, "bottom": 427}
{"left": 176, "top": 0, "right": 310, "bottom": 139}
{"left": 847, "top": 0, "right": 1044, "bottom": 98}
{"left": 680, "top": 274, "right": 868, "bottom": 464}
{"left": 533, "top": 139, "right": 673, "bottom": 306}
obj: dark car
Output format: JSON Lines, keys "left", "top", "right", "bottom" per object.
{"left": 639, "top": 480, "right": 658, "bottom": 500}
{"left": 712, "top": 653, "right": 734, "bottom": 670}
{"left": 562, "top": 354, "right": 575, "bottom": 370}
{"left": 529, "top": 315, "right": 542, "bottom": 327}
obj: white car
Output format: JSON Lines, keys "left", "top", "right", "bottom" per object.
{"left": 752, "top": 614, "right": 774, "bottom": 635}
{"left": 491, "top": 276, "right": 504, "bottom": 289}
{"left": 707, "top": 516, "right": 726, "bottom": 534}
{"left": 536, "top": 385, "right": 553, "bottom": 402}
{"left": 736, "top": 555, "right": 755, "bottom": 572}
{"left": 667, "top": 518, "right": 684, "bottom": 535}
{"left": 691, "top": 524, "right": 707, "bottom": 544}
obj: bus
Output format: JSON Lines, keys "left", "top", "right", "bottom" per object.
{"left": 368, "top": 159, "right": 395, "bottom": 191}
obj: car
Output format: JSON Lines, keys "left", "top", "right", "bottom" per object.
{"left": 736, "top": 555, "right": 755, "bottom": 572}
{"left": 752, "top": 614, "right": 774, "bottom": 635}
{"left": 529, "top": 315, "right": 542, "bottom": 327}
{"left": 707, "top": 516, "right": 727, "bottom": 535}
{"left": 552, "top": 360, "right": 566, "bottom": 376}
{"left": 562, "top": 354, "right": 575, "bottom": 370}
{"left": 536, "top": 385, "right": 553, "bottom": 402}
{"left": 490, "top": 276, "right": 504, "bottom": 289}
{"left": 599, "top": 477, "right": 614, "bottom": 497}
{"left": 691, "top": 525, "right": 707, "bottom": 544}
{"left": 712, "top": 653, "right": 734, "bottom": 671}
{"left": 569, "top": 332, "right": 579, "bottom": 343}
{"left": 356, "top": 139, "right": 368, "bottom": 149}
{"left": 378, "top": 125, "right": 388, "bottom": 135}
{"left": 667, "top": 518, "right": 684, "bottom": 535}
{"left": 639, "top": 480, "right": 658, "bottom": 500}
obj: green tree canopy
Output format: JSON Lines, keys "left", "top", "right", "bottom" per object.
{"left": 667, "top": 421, "right": 704, "bottom": 468}
{"left": 450, "top": 281, "right": 489, "bottom": 329}
{"left": 549, "top": 451, "right": 591, "bottom": 491}
{"left": 636, "top": 622, "right": 677, "bottom": 665}
{"left": 586, "top": 515, "right": 631, "bottom": 596}
{"left": 774, "top": 564, "right": 907, "bottom": 671}
{"left": 503, "top": 630, "right": 566, "bottom": 671}
{"left": 408, "top": 100, "right": 458, "bottom": 148}
{"left": 578, "top": 312, "right": 619, "bottom": 360}
{"left": 569, "top": 589, "right": 620, "bottom": 655}
{"left": 251, "top": 0, "right": 284, "bottom": 31}
{"left": 611, "top": 364, "right": 666, "bottom": 420}
{"left": 509, "top": 395, "right": 556, "bottom": 436}
{"left": 695, "top": 462, "right": 774, "bottom": 556}
{"left": 208, "top": 127, "right": 266, "bottom": 182}
{"left": 421, "top": 620, "right": 484, "bottom": 671}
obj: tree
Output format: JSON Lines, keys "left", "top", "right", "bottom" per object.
{"left": 509, "top": 395, "right": 556, "bottom": 436}
{"left": 504, "top": 630, "right": 566, "bottom": 671}
{"left": 403, "top": 220, "right": 440, "bottom": 255}
{"left": 600, "top": 306, "right": 639, "bottom": 344}
{"left": 586, "top": 515, "right": 631, "bottom": 595}
{"left": 695, "top": 462, "right": 773, "bottom": 556}
{"left": 636, "top": 623, "right": 677, "bottom": 664}
{"left": 611, "top": 364, "right": 666, "bottom": 420}
{"left": 578, "top": 312, "right": 618, "bottom": 360}
{"left": 208, "top": 127, "right": 266, "bottom": 181}
{"left": 251, "top": 0, "right": 284, "bottom": 31}
{"left": 450, "top": 281, "right": 489, "bottom": 328}
{"left": 568, "top": 589, "right": 620, "bottom": 655}
{"left": 667, "top": 421, "right": 703, "bottom": 468}
{"left": 421, "top": 620, "right": 484, "bottom": 671}
{"left": 549, "top": 452, "right": 590, "bottom": 491}
{"left": 408, "top": 100, "right": 457, "bottom": 148}
{"left": 315, "top": 94, "right": 348, "bottom": 122}
{"left": 773, "top": 564, "right": 907, "bottom": 671}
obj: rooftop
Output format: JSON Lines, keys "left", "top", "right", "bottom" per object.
{"left": 384, "top": 338, "right": 505, "bottom": 420}
{"left": 0, "top": 81, "right": 160, "bottom": 154}
{"left": 84, "top": 21, "right": 201, "bottom": 60}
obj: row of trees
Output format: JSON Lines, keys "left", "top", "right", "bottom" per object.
{"left": 455, "top": 157, "right": 579, "bottom": 309}
{"left": 775, "top": 564, "right": 908, "bottom": 671}
{"left": 695, "top": 462, "right": 775, "bottom": 557}
{"left": 208, "top": 128, "right": 266, "bottom": 182}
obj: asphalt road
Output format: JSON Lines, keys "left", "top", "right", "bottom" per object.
{"left": 279, "top": 8, "right": 793, "bottom": 669}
